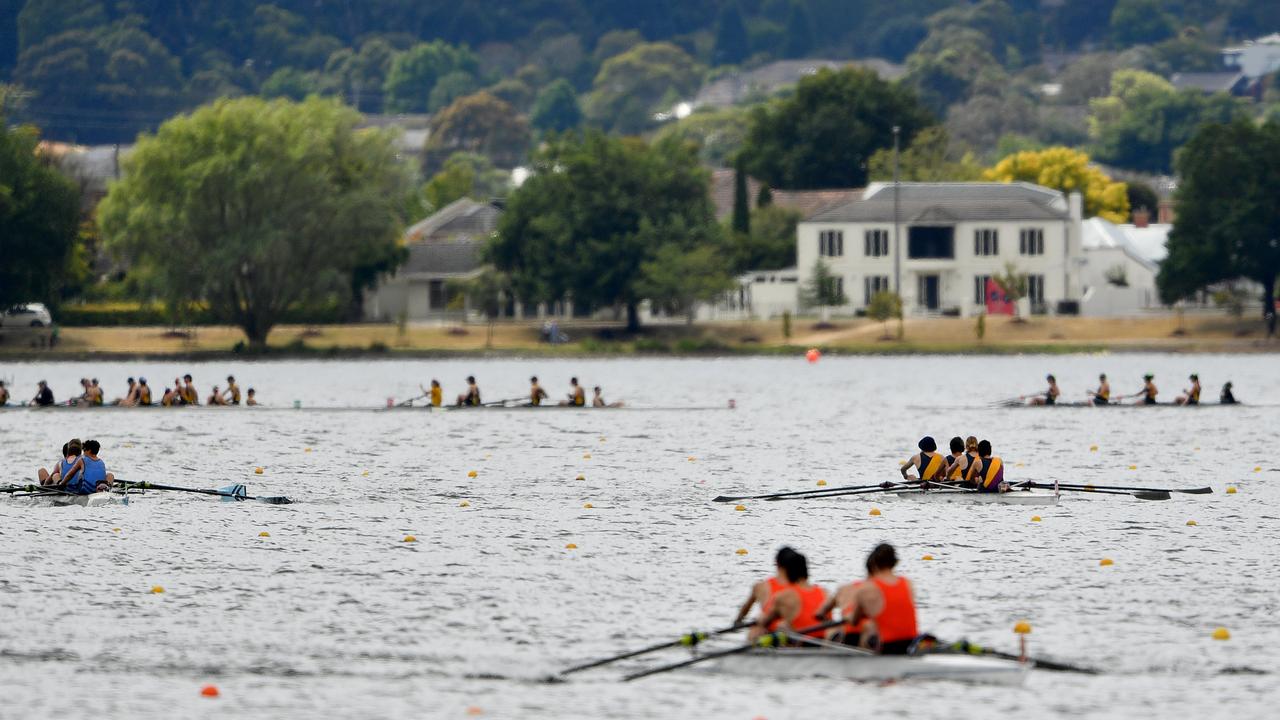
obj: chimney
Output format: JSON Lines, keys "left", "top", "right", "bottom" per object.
{"left": 1132, "top": 207, "right": 1150, "bottom": 228}
{"left": 1068, "top": 191, "right": 1083, "bottom": 224}
{"left": 1157, "top": 198, "right": 1176, "bottom": 225}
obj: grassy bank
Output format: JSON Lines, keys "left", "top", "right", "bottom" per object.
{"left": 0, "top": 314, "right": 1274, "bottom": 359}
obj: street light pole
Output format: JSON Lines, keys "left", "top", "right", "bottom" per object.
{"left": 892, "top": 125, "right": 901, "bottom": 295}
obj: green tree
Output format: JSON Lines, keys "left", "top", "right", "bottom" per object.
{"left": 712, "top": 0, "right": 750, "bottom": 66}
{"left": 732, "top": 205, "right": 800, "bottom": 271}
{"left": 323, "top": 38, "right": 395, "bottom": 112}
{"left": 428, "top": 71, "right": 479, "bottom": 112}
{"left": 382, "top": 41, "right": 479, "bottom": 113}
{"left": 585, "top": 42, "right": 702, "bottom": 135}
{"left": 867, "top": 126, "right": 984, "bottom": 182}
{"left": 732, "top": 155, "right": 750, "bottom": 235}
{"left": 652, "top": 105, "right": 752, "bottom": 166}
{"left": 742, "top": 68, "right": 935, "bottom": 189}
{"left": 487, "top": 131, "right": 719, "bottom": 331}
{"left": 1159, "top": 120, "right": 1280, "bottom": 335}
{"left": 260, "top": 68, "right": 317, "bottom": 100}
{"left": 903, "top": 28, "right": 1007, "bottom": 114}
{"left": 781, "top": 2, "right": 814, "bottom": 59}
{"left": 801, "top": 259, "right": 846, "bottom": 319}
{"left": 423, "top": 92, "right": 531, "bottom": 173}
{"left": 1110, "top": 0, "right": 1175, "bottom": 48}
{"left": 421, "top": 152, "right": 509, "bottom": 212}
{"left": 1126, "top": 181, "right": 1159, "bottom": 217}
{"left": 984, "top": 146, "right": 1130, "bottom": 223}
{"left": 98, "top": 97, "right": 409, "bottom": 347}
{"left": 867, "top": 290, "right": 903, "bottom": 339}
{"left": 638, "top": 243, "right": 735, "bottom": 324}
{"left": 530, "top": 79, "right": 583, "bottom": 133}
{"left": 450, "top": 268, "right": 510, "bottom": 348}
{"left": 0, "top": 117, "right": 81, "bottom": 308}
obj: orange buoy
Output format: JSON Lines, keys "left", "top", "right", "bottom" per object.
{"left": 200, "top": 685, "right": 219, "bottom": 697}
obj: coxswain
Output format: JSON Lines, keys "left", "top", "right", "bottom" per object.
{"left": 112, "top": 378, "right": 138, "bottom": 406}
{"left": 207, "top": 385, "right": 227, "bottom": 405}
{"left": 529, "top": 376, "right": 549, "bottom": 406}
{"left": 900, "top": 436, "right": 947, "bottom": 482}
{"left": 1089, "top": 373, "right": 1111, "bottom": 406}
{"left": 32, "top": 380, "right": 54, "bottom": 407}
{"left": 224, "top": 375, "right": 241, "bottom": 405}
{"left": 1220, "top": 382, "right": 1237, "bottom": 405}
{"left": 456, "top": 376, "right": 481, "bottom": 407}
{"left": 137, "top": 378, "right": 153, "bottom": 406}
{"left": 181, "top": 374, "right": 199, "bottom": 405}
{"left": 1136, "top": 374, "right": 1157, "bottom": 405}
{"left": 1028, "top": 374, "right": 1059, "bottom": 406}
{"left": 560, "top": 377, "right": 586, "bottom": 406}
{"left": 592, "top": 386, "right": 623, "bottom": 408}
{"left": 734, "top": 547, "right": 797, "bottom": 629}
{"left": 1176, "top": 374, "right": 1201, "bottom": 406}
{"left": 748, "top": 548, "right": 829, "bottom": 642}
{"left": 965, "top": 439, "right": 1007, "bottom": 493}
{"left": 0, "top": 380, "right": 9, "bottom": 405}
{"left": 246, "top": 388, "right": 258, "bottom": 406}
{"left": 839, "top": 543, "right": 919, "bottom": 655}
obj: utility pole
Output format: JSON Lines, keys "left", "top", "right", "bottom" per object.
{"left": 892, "top": 125, "right": 901, "bottom": 295}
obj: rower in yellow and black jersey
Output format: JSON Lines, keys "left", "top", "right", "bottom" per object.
{"left": 944, "top": 436, "right": 978, "bottom": 485}
{"left": 1176, "top": 374, "right": 1201, "bottom": 406}
{"left": 456, "top": 376, "right": 481, "bottom": 407}
{"left": 1028, "top": 375, "right": 1059, "bottom": 406}
{"left": 529, "top": 376, "right": 549, "bottom": 406}
{"left": 1137, "top": 374, "right": 1158, "bottom": 405}
{"left": 561, "top": 377, "right": 586, "bottom": 406}
{"left": 965, "top": 440, "right": 1007, "bottom": 493}
{"left": 137, "top": 378, "right": 152, "bottom": 406}
{"left": 900, "top": 436, "right": 948, "bottom": 482}
{"left": 1090, "top": 374, "right": 1111, "bottom": 405}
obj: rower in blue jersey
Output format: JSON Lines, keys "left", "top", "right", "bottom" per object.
{"left": 74, "top": 439, "right": 114, "bottom": 494}
{"left": 37, "top": 439, "right": 83, "bottom": 487}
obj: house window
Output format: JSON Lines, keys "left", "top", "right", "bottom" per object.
{"left": 1027, "top": 274, "right": 1045, "bottom": 305}
{"left": 864, "top": 229, "right": 889, "bottom": 257}
{"left": 1020, "top": 228, "right": 1044, "bottom": 256}
{"left": 907, "top": 226, "right": 954, "bottom": 259}
{"left": 974, "top": 275, "right": 992, "bottom": 305}
{"left": 833, "top": 277, "right": 844, "bottom": 299}
{"left": 864, "top": 275, "right": 890, "bottom": 304}
{"left": 974, "top": 228, "right": 999, "bottom": 256}
{"left": 819, "top": 230, "right": 844, "bottom": 257}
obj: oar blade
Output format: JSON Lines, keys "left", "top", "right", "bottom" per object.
{"left": 253, "top": 495, "right": 293, "bottom": 505}
{"left": 1178, "top": 487, "right": 1214, "bottom": 494}
{"left": 1133, "top": 490, "right": 1171, "bottom": 501}
{"left": 218, "top": 484, "right": 249, "bottom": 501}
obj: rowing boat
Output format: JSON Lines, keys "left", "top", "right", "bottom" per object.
{"left": 699, "top": 648, "right": 1028, "bottom": 685}
{"left": 890, "top": 488, "right": 1059, "bottom": 505}
{"left": 9, "top": 491, "right": 127, "bottom": 507}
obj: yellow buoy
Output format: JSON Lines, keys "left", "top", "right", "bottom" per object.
{"left": 1016, "top": 462, "right": 1024, "bottom": 468}
{"left": 304, "top": 448, "right": 312, "bottom": 453}
{"left": 1014, "top": 621, "right": 1032, "bottom": 635}
{"left": 565, "top": 543, "right": 578, "bottom": 549}
{"left": 1212, "top": 627, "right": 1231, "bottom": 641}
{"left": 688, "top": 456, "right": 696, "bottom": 462}
{"left": 1226, "top": 486, "right": 1238, "bottom": 494}
{"left": 583, "top": 453, "right": 592, "bottom": 460}
{"left": 576, "top": 474, "right": 585, "bottom": 481}
{"left": 254, "top": 467, "right": 264, "bottom": 475}
{"left": 258, "top": 531, "right": 270, "bottom": 537}
{"left": 112, "top": 527, "right": 121, "bottom": 533}
{"left": 1031, "top": 516, "right": 1042, "bottom": 522}
{"left": 599, "top": 437, "right": 606, "bottom": 443}
{"left": 403, "top": 535, "right": 416, "bottom": 543}
{"left": 1186, "top": 520, "right": 1197, "bottom": 526}
{"left": 1099, "top": 558, "right": 1114, "bottom": 566}
{"left": 150, "top": 585, "right": 164, "bottom": 594}
{"left": 1089, "top": 445, "right": 1098, "bottom": 452}
{"left": 361, "top": 470, "right": 369, "bottom": 477}
{"left": 1253, "top": 466, "right": 1262, "bottom": 473}
{"left": 1128, "top": 465, "right": 1137, "bottom": 470}
{"left": 870, "top": 508, "right": 882, "bottom": 516}
{"left": 467, "top": 470, "right": 478, "bottom": 478}
{"left": 459, "top": 501, "right": 470, "bottom": 507}
{"left": 583, "top": 503, "right": 593, "bottom": 509}
{"left": 921, "top": 554, "right": 934, "bottom": 561}
{"left": 735, "top": 504, "right": 746, "bottom": 511}
{"left": 817, "top": 480, "right": 827, "bottom": 487}
{"left": 735, "top": 548, "right": 748, "bottom": 555}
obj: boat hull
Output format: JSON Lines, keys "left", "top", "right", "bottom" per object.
{"left": 14, "top": 491, "right": 127, "bottom": 507}
{"left": 891, "top": 489, "right": 1059, "bottom": 505}
{"left": 701, "top": 648, "right": 1028, "bottom": 685}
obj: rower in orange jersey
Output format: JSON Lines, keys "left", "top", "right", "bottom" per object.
{"left": 818, "top": 558, "right": 871, "bottom": 646}
{"left": 734, "top": 547, "right": 797, "bottom": 630}
{"left": 749, "top": 548, "right": 829, "bottom": 642}
{"left": 841, "top": 543, "right": 919, "bottom": 655}
{"left": 900, "top": 436, "right": 948, "bottom": 482}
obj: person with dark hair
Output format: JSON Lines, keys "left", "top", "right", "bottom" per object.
{"left": 112, "top": 378, "right": 137, "bottom": 406}
{"left": 943, "top": 436, "right": 969, "bottom": 480}
{"left": 180, "top": 374, "right": 199, "bottom": 405}
{"left": 207, "top": 384, "right": 227, "bottom": 405}
{"left": 246, "top": 388, "right": 258, "bottom": 406}
{"left": 529, "top": 376, "right": 549, "bottom": 406}
{"left": 1176, "top": 374, "right": 1201, "bottom": 406}
{"left": 76, "top": 440, "right": 114, "bottom": 493}
{"left": 1220, "top": 382, "right": 1237, "bottom": 405}
{"left": 224, "top": 375, "right": 241, "bottom": 405}
{"left": 735, "top": 547, "right": 797, "bottom": 628}
{"left": 32, "top": 380, "right": 54, "bottom": 407}
{"left": 749, "top": 547, "right": 829, "bottom": 642}
{"left": 1089, "top": 374, "right": 1110, "bottom": 406}
{"left": 0, "top": 380, "right": 8, "bottom": 406}
{"left": 419, "top": 379, "right": 443, "bottom": 407}
{"left": 1028, "top": 374, "right": 1059, "bottom": 406}
{"left": 1136, "top": 374, "right": 1158, "bottom": 405}
{"left": 839, "top": 543, "right": 918, "bottom": 655}
{"left": 38, "top": 439, "right": 82, "bottom": 487}
{"left": 456, "top": 376, "right": 481, "bottom": 407}
{"left": 88, "top": 378, "right": 104, "bottom": 406}
{"left": 592, "top": 386, "right": 624, "bottom": 408}
{"left": 137, "top": 378, "right": 152, "bottom": 406}
{"left": 900, "top": 436, "right": 946, "bottom": 482}
{"left": 560, "top": 377, "right": 586, "bottom": 407}
{"left": 965, "top": 440, "right": 1006, "bottom": 493}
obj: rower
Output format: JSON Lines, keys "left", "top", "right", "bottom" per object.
{"left": 32, "top": 380, "right": 54, "bottom": 407}
{"left": 529, "top": 376, "right": 549, "bottom": 406}
{"left": 1220, "top": 382, "right": 1237, "bottom": 405}
{"left": 1028, "top": 374, "right": 1059, "bottom": 406}
{"left": 419, "top": 379, "right": 443, "bottom": 407}
{"left": 224, "top": 375, "right": 241, "bottom": 405}
{"left": 137, "top": 378, "right": 152, "bottom": 406}
{"left": 246, "top": 388, "right": 258, "bottom": 406}
{"left": 113, "top": 378, "right": 138, "bottom": 406}
{"left": 841, "top": 543, "right": 919, "bottom": 655}
{"left": 37, "top": 440, "right": 79, "bottom": 486}
{"left": 734, "top": 547, "right": 797, "bottom": 629}
{"left": 944, "top": 436, "right": 970, "bottom": 481}
{"left": 1090, "top": 373, "right": 1110, "bottom": 406}
{"left": 748, "top": 548, "right": 829, "bottom": 642}
{"left": 900, "top": 436, "right": 947, "bottom": 483}
{"left": 456, "top": 376, "right": 481, "bottom": 407}
{"left": 1137, "top": 374, "right": 1157, "bottom": 405}
{"left": 89, "top": 378, "right": 104, "bottom": 406}
{"left": 592, "top": 386, "right": 623, "bottom": 408}
{"left": 76, "top": 439, "right": 114, "bottom": 493}
{"left": 161, "top": 386, "right": 177, "bottom": 406}
{"left": 1176, "top": 374, "right": 1201, "bottom": 406}
{"left": 560, "top": 377, "right": 586, "bottom": 407}
{"left": 0, "top": 380, "right": 9, "bottom": 405}
{"left": 181, "top": 374, "right": 199, "bottom": 405}
{"left": 818, "top": 559, "right": 870, "bottom": 646}
{"left": 207, "top": 385, "right": 227, "bottom": 405}
{"left": 965, "top": 440, "right": 1007, "bottom": 493}
{"left": 73, "top": 378, "right": 91, "bottom": 406}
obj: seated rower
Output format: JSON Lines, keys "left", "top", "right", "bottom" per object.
{"left": 224, "top": 375, "right": 241, "bottom": 405}
{"left": 1176, "top": 374, "right": 1201, "bottom": 406}
{"left": 1137, "top": 374, "right": 1158, "bottom": 405}
{"left": 112, "top": 377, "right": 138, "bottom": 406}
{"left": 965, "top": 440, "right": 1007, "bottom": 493}
{"left": 0, "top": 380, "right": 8, "bottom": 405}
{"left": 1090, "top": 374, "right": 1110, "bottom": 406}
{"left": 1220, "top": 382, "right": 1237, "bottom": 405}
{"left": 419, "top": 379, "right": 443, "bottom": 407}
{"left": 592, "top": 386, "right": 623, "bottom": 408}
{"left": 37, "top": 440, "right": 81, "bottom": 486}
{"left": 161, "top": 386, "right": 177, "bottom": 407}
{"left": 1028, "top": 374, "right": 1059, "bottom": 406}
{"left": 181, "top": 375, "right": 199, "bottom": 405}
{"left": 137, "top": 378, "right": 152, "bottom": 406}
{"left": 31, "top": 380, "right": 55, "bottom": 407}
{"left": 840, "top": 543, "right": 919, "bottom": 655}
{"left": 207, "top": 385, "right": 227, "bottom": 405}
{"left": 89, "top": 378, "right": 104, "bottom": 406}
{"left": 749, "top": 548, "right": 829, "bottom": 642}
{"left": 944, "top": 436, "right": 973, "bottom": 483}
{"left": 75, "top": 439, "right": 114, "bottom": 493}
{"left": 529, "top": 376, "right": 549, "bottom": 406}
{"left": 900, "top": 436, "right": 948, "bottom": 483}
{"left": 456, "top": 376, "right": 481, "bottom": 407}
{"left": 818, "top": 559, "right": 870, "bottom": 647}
{"left": 734, "top": 547, "right": 797, "bottom": 628}
{"left": 245, "top": 388, "right": 258, "bottom": 406}
{"left": 560, "top": 377, "right": 586, "bottom": 406}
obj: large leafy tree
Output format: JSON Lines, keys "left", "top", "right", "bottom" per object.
{"left": 488, "top": 131, "right": 720, "bottom": 330}
{"left": 0, "top": 115, "right": 81, "bottom": 309}
{"left": 98, "top": 97, "right": 409, "bottom": 347}
{"left": 382, "top": 40, "right": 479, "bottom": 113}
{"left": 530, "top": 79, "right": 583, "bottom": 133}
{"left": 1159, "top": 120, "right": 1280, "bottom": 334}
{"left": 585, "top": 42, "right": 702, "bottom": 135}
{"left": 422, "top": 92, "right": 531, "bottom": 173}
{"left": 984, "top": 146, "right": 1130, "bottom": 223}
{"left": 742, "top": 67, "right": 935, "bottom": 189}
{"left": 867, "top": 126, "right": 983, "bottom": 182}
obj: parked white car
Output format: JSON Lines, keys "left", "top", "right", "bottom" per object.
{"left": 1, "top": 303, "right": 53, "bottom": 327}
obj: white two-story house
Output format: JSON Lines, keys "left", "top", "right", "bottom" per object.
{"left": 796, "top": 182, "right": 1084, "bottom": 317}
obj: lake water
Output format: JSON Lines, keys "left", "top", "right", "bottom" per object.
{"left": 1, "top": 355, "right": 1277, "bottom": 719}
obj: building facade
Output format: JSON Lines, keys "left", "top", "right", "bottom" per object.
{"left": 795, "top": 182, "right": 1084, "bottom": 318}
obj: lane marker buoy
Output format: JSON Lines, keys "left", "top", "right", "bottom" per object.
{"left": 1212, "top": 627, "right": 1230, "bottom": 641}
{"left": 403, "top": 535, "right": 416, "bottom": 543}
{"left": 1099, "top": 558, "right": 1114, "bottom": 566}
{"left": 735, "top": 548, "right": 748, "bottom": 555}
{"left": 870, "top": 508, "right": 881, "bottom": 516}
{"left": 1031, "top": 516, "right": 1042, "bottom": 522}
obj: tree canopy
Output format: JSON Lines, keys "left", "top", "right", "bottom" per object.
{"left": 741, "top": 67, "right": 935, "bottom": 190}
{"left": 423, "top": 92, "right": 531, "bottom": 173}
{"left": 98, "top": 97, "right": 409, "bottom": 346}
{"left": 584, "top": 42, "right": 702, "bottom": 135}
{"left": 984, "top": 147, "right": 1130, "bottom": 223}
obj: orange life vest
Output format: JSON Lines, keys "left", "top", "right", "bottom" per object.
{"left": 871, "top": 576, "right": 918, "bottom": 644}
{"left": 788, "top": 584, "right": 830, "bottom": 638}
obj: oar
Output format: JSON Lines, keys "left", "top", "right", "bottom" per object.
{"left": 1037, "top": 481, "right": 1211, "bottom": 495}
{"left": 714, "top": 482, "right": 903, "bottom": 503}
{"left": 398, "top": 392, "right": 428, "bottom": 407}
{"left": 115, "top": 480, "right": 292, "bottom": 505}
{"left": 622, "top": 619, "right": 843, "bottom": 682}
{"left": 764, "top": 482, "right": 917, "bottom": 502}
{"left": 945, "top": 639, "right": 1098, "bottom": 674}
{"left": 559, "top": 621, "right": 751, "bottom": 676}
